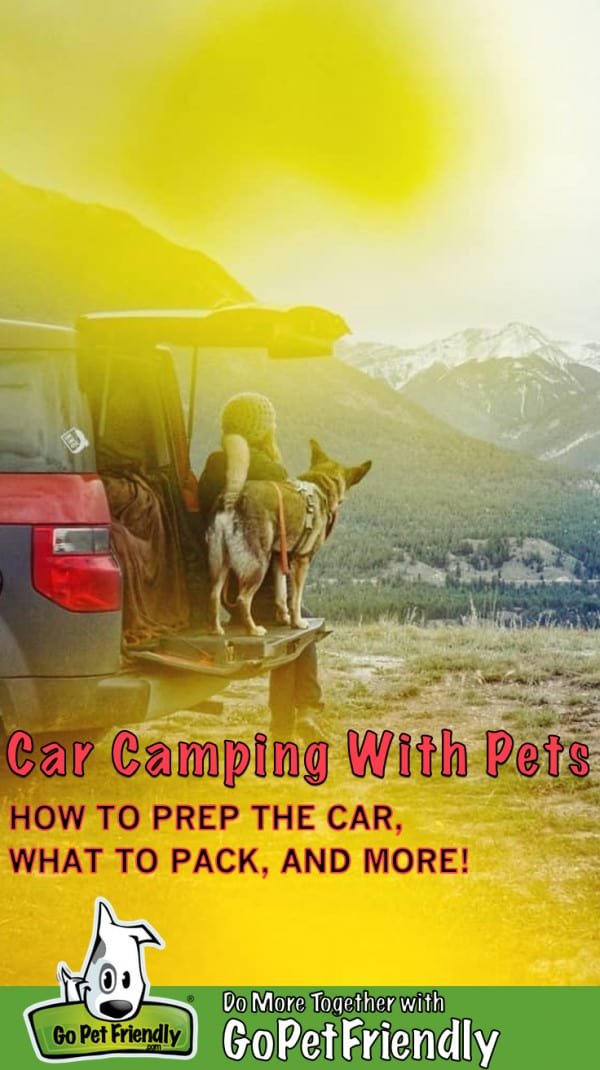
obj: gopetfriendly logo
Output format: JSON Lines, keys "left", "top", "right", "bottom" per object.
{"left": 25, "top": 898, "right": 197, "bottom": 1061}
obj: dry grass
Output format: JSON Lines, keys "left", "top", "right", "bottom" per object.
{"left": 205, "top": 620, "right": 600, "bottom": 983}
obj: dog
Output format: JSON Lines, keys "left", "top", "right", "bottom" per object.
{"left": 207, "top": 438, "right": 371, "bottom": 637}
{"left": 58, "top": 898, "right": 163, "bottom": 1021}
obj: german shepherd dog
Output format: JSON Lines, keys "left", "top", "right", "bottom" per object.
{"left": 207, "top": 440, "right": 371, "bottom": 636}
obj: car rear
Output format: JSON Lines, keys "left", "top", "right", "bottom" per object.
{"left": 0, "top": 320, "right": 145, "bottom": 735}
{"left": 1, "top": 306, "right": 348, "bottom": 738}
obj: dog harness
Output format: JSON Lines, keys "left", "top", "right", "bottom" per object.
{"left": 269, "top": 479, "right": 322, "bottom": 574}
{"left": 289, "top": 479, "right": 338, "bottom": 534}
{"left": 283, "top": 478, "right": 337, "bottom": 553}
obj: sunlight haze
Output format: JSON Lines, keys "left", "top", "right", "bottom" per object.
{"left": 0, "top": 0, "right": 598, "bottom": 344}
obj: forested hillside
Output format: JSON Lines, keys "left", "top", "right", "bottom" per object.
{"left": 0, "top": 171, "right": 249, "bottom": 323}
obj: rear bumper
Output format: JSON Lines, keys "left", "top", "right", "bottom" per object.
{"left": 0, "top": 675, "right": 150, "bottom": 735}
{"left": 0, "top": 670, "right": 233, "bottom": 734}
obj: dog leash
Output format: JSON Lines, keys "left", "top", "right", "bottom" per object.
{"left": 271, "top": 481, "right": 290, "bottom": 574}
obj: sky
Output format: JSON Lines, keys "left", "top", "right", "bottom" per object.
{"left": 1, "top": 0, "right": 599, "bottom": 344}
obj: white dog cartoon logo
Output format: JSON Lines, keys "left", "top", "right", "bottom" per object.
{"left": 25, "top": 897, "right": 196, "bottom": 1061}
{"left": 58, "top": 898, "right": 164, "bottom": 1022}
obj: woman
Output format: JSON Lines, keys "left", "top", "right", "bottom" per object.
{"left": 197, "top": 392, "right": 324, "bottom": 740}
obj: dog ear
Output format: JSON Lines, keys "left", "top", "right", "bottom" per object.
{"left": 95, "top": 897, "right": 164, "bottom": 949}
{"left": 345, "top": 460, "right": 372, "bottom": 487}
{"left": 128, "top": 922, "right": 164, "bottom": 949}
{"left": 58, "top": 963, "right": 86, "bottom": 1002}
{"left": 58, "top": 963, "right": 73, "bottom": 988}
{"left": 309, "top": 439, "right": 329, "bottom": 466}
{"left": 97, "top": 899, "right": 117, "bottom": 939}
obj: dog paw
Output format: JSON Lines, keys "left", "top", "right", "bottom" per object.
{"left": 248, "top": 624, "right": 267, "bottom": 637}
{"left": 275, "top": 609, "right": 291, "bottom": 626}
{"left": 209, "top": 624, "right": 225, "bottom": 636}
{"left": 291, "top": 618, "right": 309, "bottom": 630}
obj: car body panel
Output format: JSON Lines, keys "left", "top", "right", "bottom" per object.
{"left": 0, "top": 474, "right": 111, "bottom": 524}
{"left": 0, "top": 525, "right": 122, "bottom": 678}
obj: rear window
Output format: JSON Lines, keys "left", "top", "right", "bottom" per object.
{"left": 0, "top": 350, "right": 94, "bottom": 472}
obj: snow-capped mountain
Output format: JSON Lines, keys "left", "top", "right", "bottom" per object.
{"left": 557, "top": 340, "right": 600, "bottom": 372}
{"left": 337, "top": 323, "right": 600, "bottom": 470}
{"left": 403, "top": 354, "right": 600, "bottom": 469}
{"left": 337, "top": 322, "right": 587, "bottom": 389}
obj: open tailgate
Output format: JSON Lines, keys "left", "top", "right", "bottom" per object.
{"left": 128, "top": 618, "right": 330, "bottom": 678}
{"left": 78, "top": 305, "right": 349, "bottom": 358}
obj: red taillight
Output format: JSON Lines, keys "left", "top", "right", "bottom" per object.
{"left": 32, "top": 526, "right": 121, "bottom": 612}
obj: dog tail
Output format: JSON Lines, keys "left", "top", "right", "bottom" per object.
{"left": 206, "top": 511, "right": 228, "bottom": 577}
{"left": 221, "top": 433, "right": 250, "bottom": 509}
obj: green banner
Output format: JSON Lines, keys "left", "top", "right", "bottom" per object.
{"left": 3, "top": 986, "right": 598, "bottom": 1067}
{"left": 26, "top": 998, "right": 195, "bottom": 1060}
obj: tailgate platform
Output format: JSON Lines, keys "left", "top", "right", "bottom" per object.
{"left": 128, "top": 618, "right": 329, "bottom": 677}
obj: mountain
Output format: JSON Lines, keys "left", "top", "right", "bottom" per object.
{"left": 338, "top": 323, "right": 600, "bottom": 471}
{"left": 558, "top": 340, "right": 600, "bottom": 373}
{"left": 0, "top": 170, "right": 250, "bottom": 323}
{"left": 337, "top": 321, "right": 598, "bottom": 386}
{"left": 403, "top": 354, "right": 600, "bottom": 470}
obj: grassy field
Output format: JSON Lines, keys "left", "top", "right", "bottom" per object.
{"left": 2, "top": 620, "right": 599, "bottom": 986}
{"left": 196, "top": 619, "right": 600, "bottom": 983}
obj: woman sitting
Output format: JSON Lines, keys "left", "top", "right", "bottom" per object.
{"left": 197, "top": 392, "right": 324, "bottom": 741}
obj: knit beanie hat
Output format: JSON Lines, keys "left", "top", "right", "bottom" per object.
{"left": 220, "top": 392, "right": 276, "bottom": 445}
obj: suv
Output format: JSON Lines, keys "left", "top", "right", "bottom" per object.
{"left": 0, "top": 305, "right": 347, "bottom": 739}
